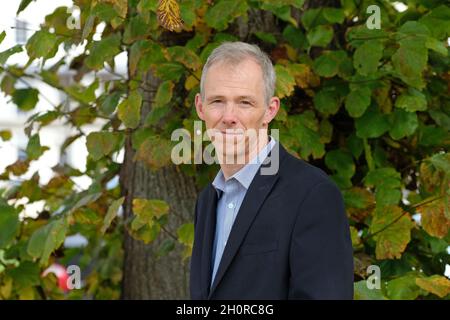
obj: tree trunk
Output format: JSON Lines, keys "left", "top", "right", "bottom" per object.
{"left": 120, "top": 67, "right": 198, "bottom": 300}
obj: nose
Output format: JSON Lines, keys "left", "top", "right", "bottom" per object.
{"left": 222, "top": 103, "right": 238, "bottom": 127}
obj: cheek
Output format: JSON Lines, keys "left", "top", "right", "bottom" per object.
{"left": 203, "top": 109, "right": 222, "bottom": 124}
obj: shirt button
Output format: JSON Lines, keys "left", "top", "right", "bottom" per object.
{"left": 228, "top": 203, "right": 234, "bottom": 209}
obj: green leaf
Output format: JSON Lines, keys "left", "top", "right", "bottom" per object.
{"left": 418, "top": 125, "right": 448, "bottom": 147}
{"left": 100, "top": 91, "right": 122, "bottom": 115}
{"left": 85, "top": 33, "right": 121, "bottom": 70}
{"left": 26, "top": 30, "right": 60, "bottom": 60}
{"left": 0, "top": 203, "right": 19, "bottom": 248}
{"left": 154, "top": 62, "right": 185, "bottom": 82}
{"left": 426, "top": 37, "right": 448, "bottom": 56}
{"left": 347, "top": 133, "right": 363, "bottom": 159}
{"left": 17, "top": 0, "right": 34, "bottom": 15}
{"left": 274, "top": 65, "right": 295, "bottom": 98}
{"left": 156, "top": 239, "right": 176, "bottom": 258}
{"left": 92, "top": 3, "right": 119, "bottom": 22}
{"left": 345, "top": 87, "right": 372, "bottom": 118}
{"left": 27, "top": 217, "right": 68, "bottom": 265}
{"left": 254, "top": 32, "right": 277, "bottom": 45}
{"left": 204, "top": 0, "right": 249, "bottom": 31}
{"left": 123, "top": 15, "right": 150, "bottom": 44}
{"left": 429, "top": 153, "right": 450, "bottom": 175}
{"left": 313, "top": 50, "right": 347, "bottom": 77}
{"left": 66, "top": 80, "right": 98, "bottom": 105}
{"left": 395, "top": 88, "right": 427, "bottom": 112}
{"left": 323, "top": 8, "right": 345, "bottom": 24}
{"left": 12, "top": 88, "right": 39, "bottom": 111}
{"left": 167, "top": 46, "right": 201, "bottom": 70}
{"left": 386, "top": 274, "right": 420, "bottom": 299}
{"left": 129, "top": 40, "right": 152, "bottom": 76}
{"left": 301, "top": 8, "right": 327, "bottom": 30}
{"left": 419, "top": 5, "right": 450, "bottom": 39}
{"left": 392, "top": 22, "right": 429, "bottom": 89}
{"left": 389, "top": 109, "right": 418, "bottom": 140}
{"left": 179, "top": 0, "right": 196, "bottom": 28}
{"left": 342, "top": 187, "right": 374, "bottom": 210}
{"left": 118, "top": 90, "right": 142, "bottom": 129}
{"left": 307, "top": 25, "right": 333, "bottom": 47}
{"left": 365, "top": 168, "right": 402, "bottom": 207}
{"left": 0, "top": 45, "right": 23, "bottom": 65}
{"left": 26, "top": 134, "right": 48, "bottom": 160}
{"left": 370, "top": 206, "right": 414, "bottom": 260}
{"left": 353, "top": 40, "right": 383, "bottom": 76}
{"left": 288, "top": 113, "right": 325, "bottom": 159}
{"left": 177, "top": 222, "right": 194, "bottom": 260}
{"left": 6, "top": 261, "right": 40, "bottom": 290}
{"left": 154, "top": 81, "right": 174, "bottom": 108}
{"left": 314, "top": 87, "right": 340, "bottom": 115}
{"left": 86, "top": 131, "right": 122, "bottom": 161}
{"left": 354, "top": 280, "right": 386, "bottom": 300}
{"left": 101, "top": 197, "right": 125, "bottom": 234}
{"left": 365, "top": 167, "right": 401, "bottom": 188}
{"left": 177, "top": 223, "right": 194, "bottom": 246}
{"left": 325, "top": 149, "right": 355, "bottom": 179}
{"left": 355, "top": 105, "right": 390, "bottom": 139}
{"left": 282, "top": 25, "right": 307, "bottom": 50}
{"left": 260, "top": 3, "right": 297, "bottom": 27}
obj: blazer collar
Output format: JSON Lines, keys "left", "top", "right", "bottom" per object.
{"left": 203, "top": 142, "right": 289, "bottom": 299}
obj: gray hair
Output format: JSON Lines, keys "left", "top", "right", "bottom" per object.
{"left": 199, "top": 41, "right": 276, "bottom": 105}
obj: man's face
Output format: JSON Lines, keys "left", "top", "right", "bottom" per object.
{"left": 195, "top": 58, "right": 279, "bottom": 163}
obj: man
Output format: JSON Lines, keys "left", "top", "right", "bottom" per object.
{"left": 190, "top": 42, "right": 354, "bottom": 299}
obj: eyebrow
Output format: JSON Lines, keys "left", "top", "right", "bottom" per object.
{"left": 206, "top": 95, "right": 256, "bottom": 102}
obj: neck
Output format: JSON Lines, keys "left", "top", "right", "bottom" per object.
{"left": 220, "top": 134, "right": 269, "bottom": 180}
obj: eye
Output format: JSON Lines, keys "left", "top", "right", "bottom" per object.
{"left": 240, "top": 100, "right": 252, "bottom": 106}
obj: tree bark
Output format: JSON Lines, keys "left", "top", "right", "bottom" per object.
{"left": 120, "top": 64, "right": 197, "bottom": 300}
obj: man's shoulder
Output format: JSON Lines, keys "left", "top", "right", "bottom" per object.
{"left": 196, "top": 182, "right": 214, "bottom": 203}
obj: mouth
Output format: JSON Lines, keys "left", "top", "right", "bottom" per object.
{"left": 218, "top": 129, "right": 245, "bottom": 135}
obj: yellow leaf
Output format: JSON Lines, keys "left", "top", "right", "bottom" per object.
{"left": 133, "top": 136, "right": 173, "bottom": 170}
{"left": 418, "top": 198, "right": 450, "bottom": 239}
{"left": 369, "top": 205, "right": 414, "bottom": 259}
{"left": 185, "top": 74, "right": 199, "bottom": 91}
{"left": 157, "top": 0, "right": 184, "bottom": 31}
{"left": 416, "top": 275, "right": 450, "bottom": 298}
{"left": 0, "top": 277, "right": 13, "bottom": 299}
{"left": 18, "top": 286, "right": 34, "bottom": 300}
{"left": 132, "top": 198, "right": 169, "bottom": 221}
{"left": 275, "top": 65, "right": 295, "bottom": 99}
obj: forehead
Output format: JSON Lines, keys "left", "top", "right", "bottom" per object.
{"left": 203, "top": 59, "right": 264, "bottom": 94}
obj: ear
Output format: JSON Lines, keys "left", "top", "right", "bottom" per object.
{"left": 194, "top": 93, "right": 205, "bottom": 120}
{"left": 263, "top": 96, "right": 280, "bottom": 126}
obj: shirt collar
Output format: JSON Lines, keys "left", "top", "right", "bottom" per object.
{"left": 212, "top": 136, "right": 276, "bottom": 197}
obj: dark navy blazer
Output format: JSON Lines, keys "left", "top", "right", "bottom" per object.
{"left": 190, "top": 142, "right": 354, "bottom": 299}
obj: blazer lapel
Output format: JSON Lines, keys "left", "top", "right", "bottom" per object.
{"left": 200, "top": 184, "right": 218, "bottom": 299}
{"left": 208, "top": 144, "right": 286, "bottom": 298}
